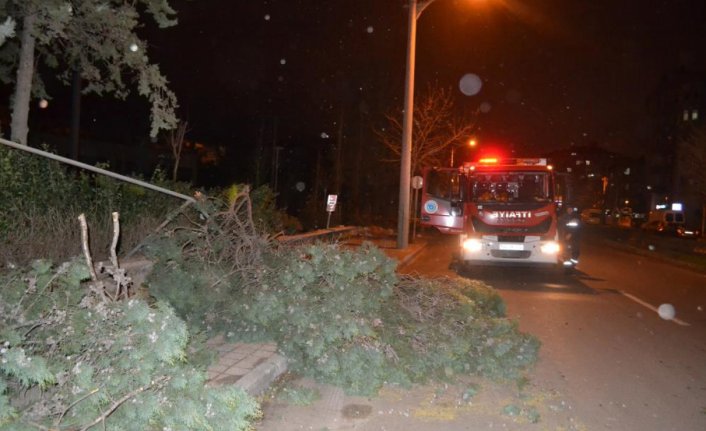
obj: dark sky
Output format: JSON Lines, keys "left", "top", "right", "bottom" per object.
{"left": 36, "top": 0, "right": 706, "bottom": 161}
{"left": 150, "top": 0, "right": 705, "bottom": 154}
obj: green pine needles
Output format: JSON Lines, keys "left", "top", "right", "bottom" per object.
{"left": 0, "top": 259, "right": 260, "bottom": 430}
{"left": 144, "top": 190, "right": 540, "bottom": 397}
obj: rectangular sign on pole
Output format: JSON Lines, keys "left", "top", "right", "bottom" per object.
{"left": 325, "top": 194, "right": 338, "bottom": 229}
{"left": 326, "top": 194, "right": 338, "bottom": 212}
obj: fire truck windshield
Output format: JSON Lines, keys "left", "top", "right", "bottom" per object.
{"left": 471, "top": 171, "right": 551, "bottom": 204}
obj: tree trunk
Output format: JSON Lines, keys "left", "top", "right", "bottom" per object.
{"left": 10, "top": 13, "right": 36, "bottom": 146}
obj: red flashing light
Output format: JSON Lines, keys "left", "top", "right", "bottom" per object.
{"left": 478, "top": 157, "right": 498, "bottom": 164}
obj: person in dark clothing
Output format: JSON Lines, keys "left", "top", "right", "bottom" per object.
{"left": 558, "top": 206, "right": 581, "bottom": 264}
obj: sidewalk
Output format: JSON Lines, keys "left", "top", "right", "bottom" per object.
{"left": 205, "top": 236, "right": 427, "bottom": 396}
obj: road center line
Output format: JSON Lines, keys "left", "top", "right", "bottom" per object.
{"left": 619, "top": 291, "right": 690, "bottom": 326}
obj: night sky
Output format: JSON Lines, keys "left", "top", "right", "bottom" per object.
{"left": 34, "top": 0, "right": 706, "bottom": 167}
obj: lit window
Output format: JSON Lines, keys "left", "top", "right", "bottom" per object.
{"left": 692, "top": 109, "right": 699, "bottom": 120}
{"left": 576, "top": 160, "right": 583, "bottom": 165}
{"left": 585, "top": 160, "right": 591, "bottom": 166}
{"left": 683, "top": 110, "right": 689, "bottom": 121}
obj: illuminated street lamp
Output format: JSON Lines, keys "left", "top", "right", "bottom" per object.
{"left": 397, "top": 0, "right": 439, "bottom": 249}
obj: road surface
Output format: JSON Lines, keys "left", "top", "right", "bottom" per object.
{"left": 405, "top": 231, "right": 706, "bottom": 430}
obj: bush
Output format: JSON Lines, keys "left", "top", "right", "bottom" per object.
{"left": 0, "top": 146, "right": 187, "bottom": 267}
{"left": 0, "top": 259, "right": 260, "bottom": 430}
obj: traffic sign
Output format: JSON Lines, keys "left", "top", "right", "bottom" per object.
{"left": 326, "top": 194, "right": 338, "bottom": 212}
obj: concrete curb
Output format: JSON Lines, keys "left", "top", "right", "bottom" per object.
{"left": 398, "top": 243, "right": 426, "bottom": 266}
{"left": 235, "top": 354, "right": 288, "bottom": 396}
{"left": 595, "top": 236, "right": 706, "bottom": 274}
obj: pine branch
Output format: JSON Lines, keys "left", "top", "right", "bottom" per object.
{"left": 56, "top": 387, "right": 101, "bottom": 428}
{"left": 78, "top": 377, "right": 169, "bottom": 431}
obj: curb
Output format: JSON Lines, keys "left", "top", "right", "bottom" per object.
{"left": 396, "top": 242, "right": 427, "bottom": 266}
{"left": 235, "top": 354, "right": 288, "bottom": 396}
{"left": 595, "top": 236, "right": 706, "bottom": 274}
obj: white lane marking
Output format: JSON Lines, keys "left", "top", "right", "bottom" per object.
{"left": 619, "top": 291, "right": 690, "bottom": 326}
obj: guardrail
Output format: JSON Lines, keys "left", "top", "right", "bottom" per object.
{"left": 0, "top": 138, "right": 195, "bottom": 204}
{"left": 276, "top": 226, "right": 358, "bottom": 245}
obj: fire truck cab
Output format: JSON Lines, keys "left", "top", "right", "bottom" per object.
{"left": 421, "top": 157, "right": 576, "bottom": 270}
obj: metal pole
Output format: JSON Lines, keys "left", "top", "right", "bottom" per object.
{"left": 0, "top": 137, "right": 195, "bottom": 203}
{"left": 397, "top": 0, "right": 418, "bottom": 250}
{"left": 412, "top": 187, "right": 418, "bottom": 242}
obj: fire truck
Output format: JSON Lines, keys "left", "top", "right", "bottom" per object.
{"left": 420, "top": 157, "right": 578, "bottom": 271}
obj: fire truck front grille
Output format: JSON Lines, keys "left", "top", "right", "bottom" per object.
{"left": 471, "top": 218, "right": 552, "bottom": 235}
{"left": 490, "top": 250, "right": 532, "bottom": 259}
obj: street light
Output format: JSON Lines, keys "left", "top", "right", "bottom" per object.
{"left": 397, "top": 0, "right": 438, "bottom": 249}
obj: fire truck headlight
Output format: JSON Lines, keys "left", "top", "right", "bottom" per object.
{"left": 540, "top": 241, "right": 560, "bottom": 255}
{"left": 462, "top": 238, "right": 483, "bottom": 253}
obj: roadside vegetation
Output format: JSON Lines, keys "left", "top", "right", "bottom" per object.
{"left": 1, "top": 148, "right": 539, "bottom": 428}
{"left": 143, "top": 188, "right": 540, "bottom": 396}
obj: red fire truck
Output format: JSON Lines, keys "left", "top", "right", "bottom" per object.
{"left": 420, "top": 157, "right": 578, "bottom": 271}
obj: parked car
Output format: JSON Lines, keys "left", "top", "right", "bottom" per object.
{"left": 676, "top": 225, "right": 700, "bottom": 238}
{"left": 641, "top": 209, "right": 699, "bottom": 238}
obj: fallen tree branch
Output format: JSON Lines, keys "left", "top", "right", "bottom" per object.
{"left": 79, "top": 377, "right": 168, "bottom": 431}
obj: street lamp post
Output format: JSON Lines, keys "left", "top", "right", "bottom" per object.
{"left": 398, "top": 0, "right": 437, "bottom": 249}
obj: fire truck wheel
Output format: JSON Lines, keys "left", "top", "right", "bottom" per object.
{"left": 561, "top": 264, "right": 577, "bottom": 276}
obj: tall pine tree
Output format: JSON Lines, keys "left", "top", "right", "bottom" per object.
{"left": 0, "top": 0, "right": 179, "bottom": 144}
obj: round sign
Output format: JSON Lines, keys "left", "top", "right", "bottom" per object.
{"left": 412, "top": 175, "right": 423, "bottom": 190}
{"left": 424, "top": 200, "right": 439, "bottom": 214}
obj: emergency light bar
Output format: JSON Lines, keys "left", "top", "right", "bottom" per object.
{"left": 467, "top": 158, "right": 549, "bottom": 168}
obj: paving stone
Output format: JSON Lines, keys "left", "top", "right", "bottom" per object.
{"left": 225, "top": 366, "right": 250, "bottom": 376}
{"left": 216, "top": 343, "right": 237, "bottom": 353}
{"left": 223, "top": 351, "right": 247, "bottom": 362}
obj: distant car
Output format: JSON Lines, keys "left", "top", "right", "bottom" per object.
{"left": 580, "top": 208, "right": 602, "bottom": 225}
{"left": 641, "top": 209, "right": 697, "bottom": 237}
{"left": 676, "top": 225, "right": 700, "bottom": 239}
{"left": 641, "top": 220, "right": 700, "bottom": 238}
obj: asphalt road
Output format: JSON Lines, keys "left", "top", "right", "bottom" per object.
{"left": 404, "top": 231, "right": 706, "bottom": 430}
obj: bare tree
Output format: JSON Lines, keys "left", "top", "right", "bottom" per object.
{"left": 168, "top": 121, "right": 189, "bottom": 181}
{"left": 376, "top": 85, "right": 476, "bottom": 175}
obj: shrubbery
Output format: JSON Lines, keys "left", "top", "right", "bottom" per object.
{"left": 0, "top": 146, "right": 184, "bottom": 267}
{"left": 144, "top": 192, "right": 540, "bottom": 396}
{"left": 1, "top": 149, "right": 539, "bottom": 415}
{"left": 0, "top": 259, "right": 260, "bottom": 430}
{"left": 0, "top": 145, "right": 298, "bottom": 267}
